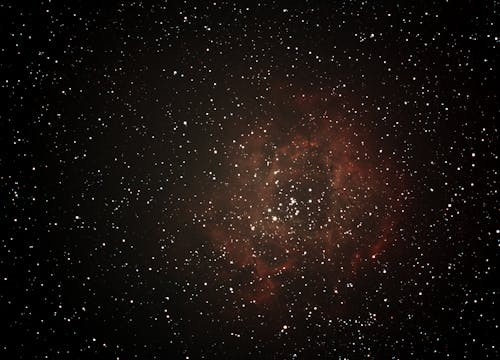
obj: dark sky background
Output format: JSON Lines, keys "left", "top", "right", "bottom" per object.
{"left": 1, "top": 1, "right": 498, "bottom": 359}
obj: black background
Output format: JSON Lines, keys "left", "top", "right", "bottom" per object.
{"left": 1, "top": 1, "right": 498, "bottom": 359}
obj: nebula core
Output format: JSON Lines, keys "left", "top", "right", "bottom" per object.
{"left": 201, "top": 110, "right": 407, "bottom": 312}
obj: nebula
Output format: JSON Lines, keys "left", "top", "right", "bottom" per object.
{"left": 203, "top": 113, "right": 407, "bottom": 311}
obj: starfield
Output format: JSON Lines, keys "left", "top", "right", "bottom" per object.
{"left": 1, "top": 1, "right": 498, "bottom": 359}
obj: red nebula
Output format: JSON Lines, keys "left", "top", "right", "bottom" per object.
{"left": 204, "top": 112, "right": 406, "bottom": 310}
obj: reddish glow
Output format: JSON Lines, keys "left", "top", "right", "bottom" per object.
{"left": 204, "top": 113, "right": 406, "bottom": 309}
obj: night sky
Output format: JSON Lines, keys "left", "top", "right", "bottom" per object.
{"left": 2, "top": 1, "right": 498, "bottom": 359}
